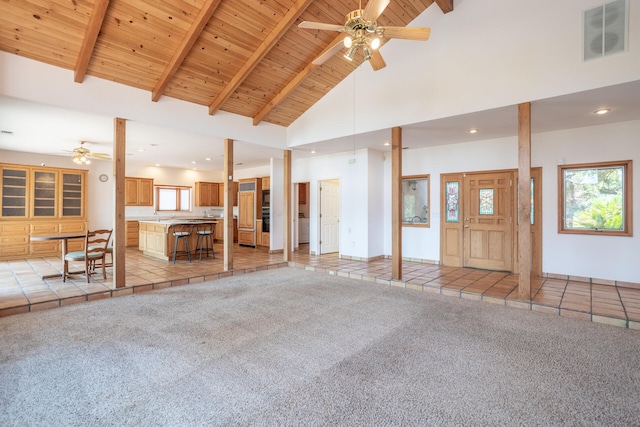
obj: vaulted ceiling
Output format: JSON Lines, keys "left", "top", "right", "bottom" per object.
{"left": 0, "top": 0, "right": 453, "bottom": 128}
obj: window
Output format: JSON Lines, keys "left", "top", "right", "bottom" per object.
{"left": 402, "top": 175, "right": 429, "bottom": 227}
{"left": 559, "top": 160, "right": 632, "bottom": 236}
{"left": 156, "top": 186, "right": 192, "bottom": 212}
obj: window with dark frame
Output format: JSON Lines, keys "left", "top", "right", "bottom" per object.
{"left": 559, "top": 160, "right": 632, "bottom": 236}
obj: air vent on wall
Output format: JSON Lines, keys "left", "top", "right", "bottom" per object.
{"left": 583, "top": 0, "right": 628, "bottom": 61}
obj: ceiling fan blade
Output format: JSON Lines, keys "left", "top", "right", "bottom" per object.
{"left": 362, "top": 0, "right": 390, "bottom": 22}
{"left": 369, "top": 50, "right": 387, "bottom": 71}
{"left": 312, "top": 35, "right": 348, "bottom": 65}
{"left": 88, "top": 152, "right": 111, "bottom": 159}
{"left": 299, "top": 21, "right": 346, "bottom": 32}
{"left": 380, "top": 26, "right": 431, "bottom": 41}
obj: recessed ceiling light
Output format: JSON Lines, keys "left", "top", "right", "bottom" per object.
{"left": 383, "top": 142, "right": 390, "bottom": 146}
{"left": 311, "top": 150, "right": 316, "bottom": 154}
{"left": 468, "top": 128, "right": 479, "bottom": 134}
{"left": 138, "top": 148, "right": 145, "bottom": 152}
{"left": 205, "top": 157, "right": 212, "bottom": 161}
{"left": 155, "top": 164, "right": 161, "bottom": 167}
{"left": 150, "top": 143, "right": 159, "bottom": 147}
{"left": 594, "top": 108, "right": 611, "bottom": 115}
{"left": 191, "top": 161, "right": 196, "bottom": 164}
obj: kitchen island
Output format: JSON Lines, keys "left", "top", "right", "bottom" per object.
{"left": 137, "top": 218, "right": 237, "bottom": 261}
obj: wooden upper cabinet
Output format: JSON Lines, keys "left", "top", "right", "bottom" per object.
{"left": 195, "top": 182, "right": 219, "bottom": 207}
{"left": 125, "top": 177, "right": 154, "bottom": 206}
{"left": 299, "top": 182, "right": 307, "bottom": 205}
{"left": 0, "top": 163, "right": 87, "bottom": 221}
{"left": 262, "top": 176, "right": 270, "bottom": 190}
{"left": 215, "top": 181, "right": 239, "bottom": 207}
{"left": 1, "top": 165, "right": 29, "bottom": 219}
{"left": 31, "top": 169, "right": 57, "bottom": 218}
{"left": 61, "top": 172, "right": 85, "bottom": 217}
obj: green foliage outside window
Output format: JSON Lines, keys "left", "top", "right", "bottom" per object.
{"left": 561, "top": 161, "right": 631, "bottom": 235}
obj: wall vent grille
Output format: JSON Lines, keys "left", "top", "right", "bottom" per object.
{"left": 583, "top": 0, "right": 628, "bottom": 61}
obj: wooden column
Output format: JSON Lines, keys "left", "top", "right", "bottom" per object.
{"left": 113, "top": 117, "right": 126, "bottom": 288}
{"left": 223, "top": 138, "right": 234, "bottom": 271}
{"left": 518, "top": 103, "right": 532, "bottom": 300}
{"left": 391, "top": 127, "right": 402, "bottom": 280}
{"left": 283, "top": 150, "right": 292, "bottom": 262}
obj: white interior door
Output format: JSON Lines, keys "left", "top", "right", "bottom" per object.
{"left": 320, "top": 180, "right": 339, "bottom": 254}
{"left": 293, "top": 183, "right": 299, "bottom": 249}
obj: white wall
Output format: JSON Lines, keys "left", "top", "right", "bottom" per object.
{"left": 293, "top": 149, "right": 375, "bottom": 257}
{"left": 533, "top": 120, "right": 640, "bottom": 282}
{"left": 288, "top": 0, "right": 640, "bottom": 146}
{"left": 381, "top": 119, "right": 639, "bottom": 283}
{"left": 270, "top": 158, "right": 283, "bottom": 251}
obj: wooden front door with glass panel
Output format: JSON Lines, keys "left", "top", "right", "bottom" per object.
{"left": 463, "top": 171, "right": 513, "bottom": 271}
{"left": 440, "top": 169, "right": 541, "bottom": 275}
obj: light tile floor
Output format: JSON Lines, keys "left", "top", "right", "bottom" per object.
{"left": 1, "top": 244, "right": 639, "bottom": 329}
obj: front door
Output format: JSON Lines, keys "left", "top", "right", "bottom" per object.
{"left": 463, "top": 171, "right": 513, "bottom": 271}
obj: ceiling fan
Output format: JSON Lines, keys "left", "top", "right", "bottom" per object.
{"left": 298, "top": 0, "right": 431, "bottom": 71}
{"left": 65, "top": 141, "right": 111, "bottom": 164}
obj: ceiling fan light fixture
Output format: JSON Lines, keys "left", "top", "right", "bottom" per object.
{"left": 344, "top": 46, "right": 357, "bottom": 61}
{"left": 343, "top": 36, "right": 353, "bottom": 48}
{"left": 363, "top": 46, "right": 372, "bottom": 61}
{"left": 370, "top": 37, "right": 380, "bottom": 50}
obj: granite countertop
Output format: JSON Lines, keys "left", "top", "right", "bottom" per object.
{"left": 137, "top": 218, "right": 222, "bottom": 225}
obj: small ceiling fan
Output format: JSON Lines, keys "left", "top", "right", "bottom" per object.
{"left": 298, "top": 0, "right": 431, "bottom": 71}
{"left": 65, "top": 141, "right": 111, "bottom": 164}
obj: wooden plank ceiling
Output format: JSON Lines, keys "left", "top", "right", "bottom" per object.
{"left": 0, "top": 0, "right": 452, "bottom": 127}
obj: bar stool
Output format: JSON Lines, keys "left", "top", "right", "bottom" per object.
{"left": 196, "top": 223, "right": 215, "bottom": 260}
{"left": 172, "top": 224, "right": 192, "bottom": 263}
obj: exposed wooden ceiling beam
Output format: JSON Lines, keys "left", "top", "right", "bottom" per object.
{"left": 208, "top": 0, "right": 315, "bottom": 116}
{"left": 152, "top": 0, "right": 222, "bottom": 102}
{"left": 434, "top": 0, "right": 454, "bottom": 14}
{"left": 252, "top": 33, "right": 349, "bottom": 126}
{"left": 74, "top": 0, "right": 110, "bottom": 83}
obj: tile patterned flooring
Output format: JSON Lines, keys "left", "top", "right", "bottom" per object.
{"left": 1, "top": 244, "right": 639, "bottom": 330}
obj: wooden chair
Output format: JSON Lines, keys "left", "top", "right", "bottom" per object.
{"left": 64, "top": 229, "right": 112, "bottom": 282}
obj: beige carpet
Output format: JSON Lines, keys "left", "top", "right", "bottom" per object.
{"left": 1, "top": 267, "right": 639, "bottom": 426}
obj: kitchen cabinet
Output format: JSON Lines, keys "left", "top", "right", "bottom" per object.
{"left": 126, "top": 220, "right": 139, "bottom": 247}
{"left": 138, "top": 220, "right": 236, "bottom": 260}
{"left": 32, "top": 169, "right": 57, "bottom": 218}
{"left": 238, "top": 178, "right": 261, "bottom": 247}
{"left": 299, "top": 218, "right": 310, "bottom": 243}
{"left": 217, "top": 181, "right": 239, "bottom": 207}
{"left": 299, "top": 182, "right": 307, "bottom": 205}
{"left": 61, "top": 172, "right": 85, "bottom": 217}
{"left": 262, "top": 176, "right": 270, "bottom": 190}
{"left": 1, "top": 165, "right": 29, "bottom": 219}
{"left": 214, "top": 218, "right": 238, "bottom": 242}
{"left": 125, "top": 177, "right": 153, "bottom": 206}
{"left": 0, "top": 163, "right": 88, "bottom": 260}
{"left": 195, "top": 181, "right": 219, "bottom": 207}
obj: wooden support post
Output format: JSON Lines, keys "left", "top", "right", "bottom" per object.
{"left": 518, "top": 103, "right": 532, "bottom": 300}
{"left": 223, "top": 138, "right": 234, "bottom": 271}
{"left": 391, "top": 127, "right": 402, "bottom": 280}
{"left": 283, "top": 150, "right": 292, "bottom": 262}
{"left": 113, "top": 117, "right": 126, "bottom": 288}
